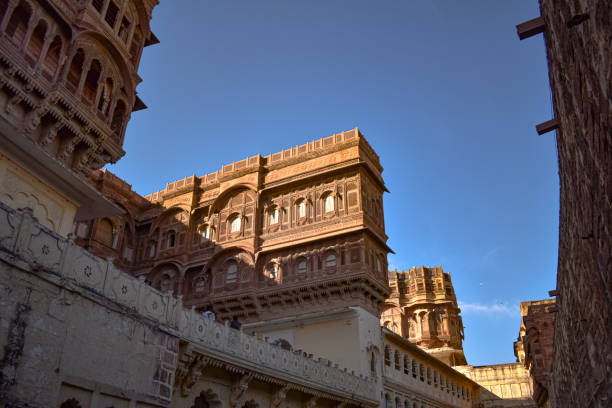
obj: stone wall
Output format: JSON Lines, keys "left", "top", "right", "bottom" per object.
{"left": 536, "top": 0, "right": 611, "bottom": 406}
{"left": 0, "top": 210, "right": 177, "bottom": 407}
{"left": 454, "top": 364, "right": 535, "bottom": 408}
{"left": 0, "top": 203, "right": 379, "bottom": 407}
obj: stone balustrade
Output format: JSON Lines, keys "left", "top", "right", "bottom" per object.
{"left": 382, "top": 339, "right": 474, "bottom": 408}
{"left": 177, "top": 307, "right": 377, "bottom": 402}
{"left": 0, "top": 202, "right": 377, "bottom": 403}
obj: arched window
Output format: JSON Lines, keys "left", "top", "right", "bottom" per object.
{"left": 104, "top": 0, "right": 119, "bottom": 28}
{"left": 370, "top": 350, "right": 376, "bottom": 373}
{"left": 394, "top": 350, "right": 400, "bottom": 370}
{"left": 199, "top": 225, "right": 211, "bottom": 242}
{"left": 376, "top": 257, "right": 382, "bottom": 274}
{"left": 167, "top": 231, "right": 176, "bottom": 248}
{"left": 268, "top": 208, "right": 278, "bottom": 225}
{"left": 297, "top": 258, "right": 307, "bottom": 274}
{"left": 118, "top": 15, "right": 131, "bottom": 43}
{"left": 404, "top": 355, "right": 410, "bottom": 374}
{"left": 324, "top": 194, "right": 334, "bottom": 213}
{"left": 42, "top": 35, "right": 61, "bottom": 78}
{"left": 111, "top": 100, "right": 126, "bottom": 134}
{"left": 5, "top": 1, "right": 31, "bottom": 46}
{"left": 147, "top": 240, "right": 156, "bottom": 258}
{"left": 325, "top": 253, "right": 336, "bottom": 268}
{"left": 384, "top": 346, "right": 390, "bottom": 366}
{"left": 25, "top": 19, "right": 46, "bottom": 65}
{"left": 226, "top": 261, "right": 238, "bottom": 284}
{"left": 265, "top": 263, "right": 278, "bottom": 280}
{"left": 297, "top": 200, "right": 306, "bottom": 218}
{"left": 194, "top": 277, "right": 206, "bottom": 293}
{"left": 83, "top": 59, "right": 101, "bottom": 104}
{"left": 66, "top": 48, "right": 85, "bottom": 91}
{"left": 229, "top": 216, "right": 241, "bottom": 233}
{"left": 95, "top": 218, "right": 113, "bottom": 247}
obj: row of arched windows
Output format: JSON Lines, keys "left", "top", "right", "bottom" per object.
{"left": 384, "top": 394, "right": 436, "bottom": 408}
{"left": 3, "top": 0, "right": 62, "bottom": 79}
{"left": 2, "top": 0, "right": 130, "bottom": 139}
{"left": 90, "top": 0, "right": 144, "bottom": 64}
{"left": 65, "top": 47, "right": 127, "bottom": 136}
{"left": 263, "top": 193, "right": 336, "bottom": 230}
{"left": 383, "top": 346, "right": 471, "bottom": 401}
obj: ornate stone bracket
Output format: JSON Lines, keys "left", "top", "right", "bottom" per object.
{"left": 229, "top": 373, "right": 253, "bottom": 408}
{"left": 175, "top": 350, "right": 211, "bottom": 397}
{"left": 271, "top": 384, "right": 290, "bottom": 408}
{"left": 305, "top": 396, "right": 319, "bottom": 408}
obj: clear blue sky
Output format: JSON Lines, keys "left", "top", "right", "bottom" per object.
{"left": 108, "top": 0, "right": 558, "bottom": 366}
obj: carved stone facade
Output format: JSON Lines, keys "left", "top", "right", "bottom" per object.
{"left": 78, "top": 128, "right": 392, "bottom": 326}
{"left": 0, "top": 0, "right": 159, "bottom": 235}
{"left": 531, "top": 0, "right": 611, "bottom": 407}
{"left": 382, "top": 267, "right": 466, "bottom": 366}
{"left": 0, "top": 203, "right": 380, "bottom": 408}
{"left": 513, "top": 300, "right": 555, "bottom": 407}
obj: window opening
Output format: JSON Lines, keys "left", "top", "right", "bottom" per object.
{"left": 298, "top": 201, "right": 306, "bottom": 218}
{"left": 25, "top": 20, "right": 46, "bottom": 64}
{"left": 167, "top": 231, "right": 176, "bottom": 248}
{"left": 324, "top": 195, "right": 334, "bottom": 212}
{"left": 92, "top": 0, "right": 104, "bottom": 13}
{"left": 325, "top": 254, "right": 336, "bottom": 268}
{"left": 42, "top": 35, "right": 61, "bottom": 77}
{"left": 269, "top": 208, "right": 278, "bottom": 225}
{"left": 265, "top": 263, "right": 278, "bottom": 279}
{"left": 104, "top": 1, "right": 119, "bottom": 27}
{"left": 66, "top": 49, "right": 85, "bottom": 90}
{"left": 111, "top": 100, "right": 126, "bottom": 135}
{"left": 226, "top": 262, "right": 238, "bottom": 283}
{"left": 194, "top": 278, "right": 206, "bottom": 293}
{"left": 83, "top": 59, "right": 101, "bottom": 104}
{"left": 230, "top": 216, "right": 241, "bottom": 233}
{"left": 118, "top": 16, "right": 130, "bottom": 43}
{"left": 5, "top": 1, "right": 31, "bottom": 45}
{"left": 297, "top": 259, "right": 307, "bottom": 274}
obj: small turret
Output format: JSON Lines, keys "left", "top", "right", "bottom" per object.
{"left": 382, "top": 266, "right": 467, "bottom": 366}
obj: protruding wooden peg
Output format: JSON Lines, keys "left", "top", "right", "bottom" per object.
{"left": 517, "top": 17, "right": 545, "bottom": 40}
{"left": 536, "top": 118, "right": 559, "bottom": 135}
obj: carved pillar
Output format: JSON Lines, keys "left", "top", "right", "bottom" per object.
{"left": 35, "top": 26, "right": 56, "bottom": 71}
{"left": 21, "top": 9, "right": 38, "bottom": 52}
{"left": 77, "top": 56, "right": 93, "bottom": 96}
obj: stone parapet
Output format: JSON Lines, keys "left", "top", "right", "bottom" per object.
{"left": 0, "top": 202, "right": 378, "bottom": 404}
{"left": 144, "top": 127, "right": 383, "bottom": 203}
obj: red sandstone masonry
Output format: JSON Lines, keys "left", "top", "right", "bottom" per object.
{"left": 536, "top": 0, "right": 612, "bottom": 406}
